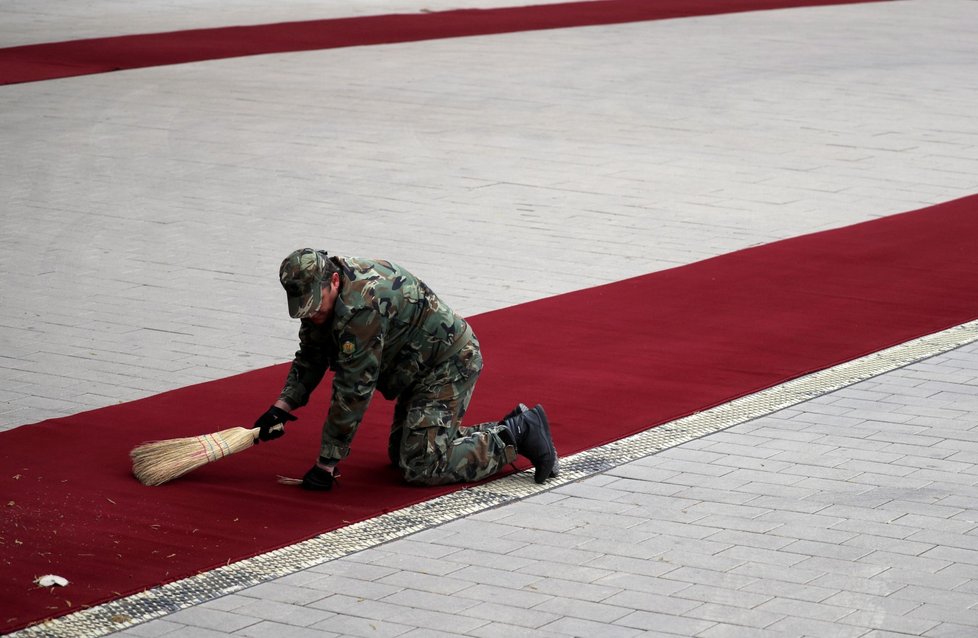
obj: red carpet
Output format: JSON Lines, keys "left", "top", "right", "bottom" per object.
{"left": 0, "top": 0, "right": 890, "bottom": 85}
{"left": 2, "top": 195, "right": 978, "bottom": 632}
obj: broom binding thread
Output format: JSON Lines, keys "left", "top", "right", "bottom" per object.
{"left": 199, "top": 431, "right": 234, "bottom": 463}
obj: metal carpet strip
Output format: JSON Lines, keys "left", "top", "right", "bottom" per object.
{"left": 14, "top": 319, "right": 978, "bottom": 638}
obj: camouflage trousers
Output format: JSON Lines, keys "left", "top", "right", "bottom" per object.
{"left": 388, "top": 337, "right": 516, "bottom": 486}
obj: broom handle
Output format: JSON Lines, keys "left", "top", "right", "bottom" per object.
{"left": 253, "top": 423, "right": 285, "bottom": 441}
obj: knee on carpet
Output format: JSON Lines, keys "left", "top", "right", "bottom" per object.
{"left": 397, "top": 426, "right": 444, "bottom": 481}
{"left": 399, "top": 454, "right": 443, "bottom": 485}
{"left": 398, "top": 442, "right": 472, "bottom": 486}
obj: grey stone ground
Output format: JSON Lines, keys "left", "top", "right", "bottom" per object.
{"left": 2, "top": 0, "right": 978, "bottom": 636}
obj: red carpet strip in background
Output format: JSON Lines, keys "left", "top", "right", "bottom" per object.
{"left": 2, "top": 194, "right": 978, "bottom": 632}
{"left": 0, "top": 0, "right": 890, "bottom": 85}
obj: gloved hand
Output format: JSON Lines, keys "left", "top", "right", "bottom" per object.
{"left": 301, "top": 461, "right": 340, "bottom": 491}
{"left": 254, "top": 405, "right": 297, "bottom": 442}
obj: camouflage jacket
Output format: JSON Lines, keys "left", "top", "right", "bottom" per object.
{"left": 278, "top": 257, "right": 473, "bottom": 460}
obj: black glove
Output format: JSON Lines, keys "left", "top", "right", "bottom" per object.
{"left": 301, "top": 462, "right": 339, "bottom": 491}
{"left": 254, "top": 405, "right": 297, "bottom": 442}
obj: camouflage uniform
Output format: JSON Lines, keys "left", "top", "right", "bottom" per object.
{"left": 278, "top": 256, "right": 515, "bottom": 485}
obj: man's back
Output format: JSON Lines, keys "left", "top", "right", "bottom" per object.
{"left": 331, "top": 256, "right": 472, "bottom": 400}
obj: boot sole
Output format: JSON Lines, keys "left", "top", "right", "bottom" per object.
{"left": 532, "top": 404, "right": 559, "bottom": 483}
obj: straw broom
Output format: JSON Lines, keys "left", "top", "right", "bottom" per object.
{"left": 130, "top": 426, "right": 260, "bottom": 486}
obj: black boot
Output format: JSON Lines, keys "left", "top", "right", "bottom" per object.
{"left": 499, "top": 402, "right": 529, "bottom": 423}
{"left": 501, "top": 404, "right": 559, "bottom": 484}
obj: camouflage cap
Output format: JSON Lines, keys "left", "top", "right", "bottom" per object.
{"left": 279, "top": 248, "right": 328, "bottom": 318}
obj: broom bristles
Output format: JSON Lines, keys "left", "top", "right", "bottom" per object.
{"left": 130, "top": 426, "right": 259, "bottom": 486}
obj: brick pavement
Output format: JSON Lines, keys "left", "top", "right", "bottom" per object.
{"left": 2, "top": 0, "right": 978, "bottom": 636}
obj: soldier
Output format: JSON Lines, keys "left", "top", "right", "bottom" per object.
{"left": 254, "top": 248, "right": 559, "bottom": 491}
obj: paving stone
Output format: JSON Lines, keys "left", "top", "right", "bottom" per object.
{"left": 540, "top": 616, "right": 643, "bottom": 638}
{"left": 374, "top": 570, "right": 473, "bottom": 596}
{"left": 613, "top": 609, "right": 717, "bottom": 635}
{"left": 380, "top": 589, "right": 481, "bottom": 614}
{"left": 467, "top": 621, "right": 568, "bottom": 638}
{"left": 697, "top": 624, "right": 788, "bottom": 638}
{"left": 683, "top": 602, "right": 785, "bottom": 630}
{"left": 163, "top": 607, "right": 259, "bottom": 632}
{"left": 234, "top": 621, "right": 341, "bottom": 638}
{"left": 764, "top": 616, "right": 868, "bottom": 638}
{"left": 114, "top": 619, "right": 186, "bottom": 637}
{"left": 308, "top": 614, "right": 411, "bottom": 638}
{"left": 458, "top": 601, "right": 561, "bottom": 629}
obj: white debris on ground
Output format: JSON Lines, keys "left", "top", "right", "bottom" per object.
{"left": 35, "top": 575, "right": 69, "bottom": 587}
